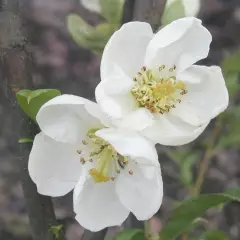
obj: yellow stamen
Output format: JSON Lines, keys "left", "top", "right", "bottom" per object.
{"left": 131, "top": 65, "right": 187, "bottom": 114}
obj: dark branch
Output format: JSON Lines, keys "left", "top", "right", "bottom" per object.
{"left": 133, "top": 0, "right": 167, "bottom": 30}
{"left": 1, "top": 1, "right": 64, "bottom": 240}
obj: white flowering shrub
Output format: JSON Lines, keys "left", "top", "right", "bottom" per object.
{"left": 16, "top": 1, "right": 240, "bottom": 239}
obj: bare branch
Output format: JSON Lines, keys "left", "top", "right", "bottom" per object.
{"left": 1, "top": 1, "right": 65, "bottom": 239}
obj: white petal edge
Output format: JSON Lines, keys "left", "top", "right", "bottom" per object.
{"left": 95, "top": 128, "right": 159, "bottom": 166}
{"left": 74, "top": 173, "right": 129, "bottom": 232}
{"left": 171, "top": 65, "right": 229, "bottom": 126}
{"left": 116, "top": 164, "right": 163, "bottom": 220}
{"left": 145, "top": 17, "right": 212, "bottom": 72}
{"left": 28, "top": 132, "right": 81, "bottom": 197}
{"left": 95, "top": 79, "right": 137, "bottom": 119}
{"left": 36, "top": 94, "right": 104, "bottom": 144}
{"left": 142, "top": 114, "right": 209, "bottom": 146}
{"left": 101, "top": 22, "right": 153, "bottom": 80}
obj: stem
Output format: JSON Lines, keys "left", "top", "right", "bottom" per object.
{"left": 192, "top": 121, "right": 222, "bottom": 197}
{"left": 144, "top": 219, "right": 152, "bottom": 240}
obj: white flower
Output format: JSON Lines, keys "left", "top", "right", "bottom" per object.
{"left": 81, "top": 0, "right": 101, "bottom": 13}
{"left": 166, "top": 0, "right": 200, "bottom": 17}
{"left": 28, "top": 94, "right": 163, "bottom": 231}
{"left": 95, "top": 17, "right": 229, "bottom": 146}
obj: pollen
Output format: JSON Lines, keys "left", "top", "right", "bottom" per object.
{"left": 80, "top": 129, "right": 130, "bottom": 184}
{"left": 89, "top": 168, "right": 111, "bottom": 183}
{"left": 131, "top": 65, "right": 187, "bottom": 114}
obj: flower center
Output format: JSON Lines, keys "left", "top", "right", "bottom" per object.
{"left": 131, "top": 65, "right": 187, "bottom": 114}
{"left": 77, "top": 128, "right": 132, "bottom": 183}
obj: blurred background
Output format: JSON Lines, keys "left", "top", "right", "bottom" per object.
{"left": 0, "top": 0, "right": 240, "bottom": 239}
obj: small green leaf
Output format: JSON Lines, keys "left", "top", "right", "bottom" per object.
{"left": 115, "top": 229, "right": 144, "bottom": 240}
{"left": 162, "top": 0, "right": 185, "bottom": 26}
{"left": 203, "top": 230, "right": 228, "bottom": 240}
{"left": 160, "top": 188, "right": 240, "bottom": 240}
{"left": 67, "top": 14, "right": 94, "bottom": 47}
{"left": 16, "top": 89, "right": 61, "bottom": 120}
{"left": 49, "top": 224, "right": 63, "bottom": 240}
{"left": 18, "top": 138, "right": 33, "bottom": 143}
{"left": 67, "top": 13, "right": 118, "bottom": 54}
{"left": 100, "top": 0, "right": 124, "bottom": 24}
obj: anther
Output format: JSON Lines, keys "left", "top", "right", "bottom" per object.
{"left": 142, "top": 66, "right": 146, "bottom": 71}
{"left": 177, "top": 99, "right": 181, "bottom": 103}
{"left": 82, "top": 140, "right": 88, "bottom": 145}
{"left": 159, "top": 65, "right": 165, "bottom": 71}
{"left": 77, "top": 150, "right": 82, "bottom": 154}
{"left": 111, "top": 177, "right": 115, "bottom": 181}
{"left": 116, "top": 169, "right": 120, "bottom": 174}
{"left": 180, "top": 90, "right": 188, "bottom": 95}
{"left": 89, "top": 159, "right": 93, "bottom": 162}
{"left": 80, "top": 157, "right": 86, "bottom": 164}
{"left": 128, "top": 170, "right": 133, "bottom": 175}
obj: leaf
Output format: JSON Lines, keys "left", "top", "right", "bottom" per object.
{"left": 18, "top": 138, "right": 33, "bottom": 143}
{"left": 67, "top": 13, "right": 118, "bottom": 54}
{"left": 49, "top": 224, "right": 63, "bottom": 240}
{"left": 67, "top": 14, "right": 94, "bottom": 47}
{"left": 221, "top": 49, "right": 240, "bottom": 74}
{"left": 203, "top": 230, "right": 228, "bottom": 240}
{"left": 16, "top": 89, "right": 61, "bottom": 120}
{"left": 161, "top": 0, "right": 185, "bottom": 26}
{"left": 160, "top": 188, "right": 240, "bottom": 240}
{"left": 100, "top": 0, "right": 124, "bottom": 24}
{"left": 115, "top": 229, "right": 144, "bottom": 240}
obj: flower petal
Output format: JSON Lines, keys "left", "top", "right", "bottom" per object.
{"left": 95, "top": 128, "right": 158, "bottom": 166}
{"left": 145, "top": 17, "right": 212, "bottom": 72}
{"left": 142, "top": 114, "right": 209, "bottom": 146}
{"left": 74, "top": 174, "right": 129, "bottom": 231}
{"left": 95, "top": 77, "right": 137, "bottom": 119}
{"left": 116, "top": 164, "right": 163, "bottom": 220}
{"left": 101, "top": 22, "right": 153, "bottom": 80}
{"left": 113, "top": 108, "right": 154, "bottom": 131}
{"left": 171, "top": 65, "right": 229, "bottom": 126}
{"left": 28, "top": 132, "right": 81, "bottom": 197}
{"left": 36, "top": 94, "right": 104, "bottom": 144}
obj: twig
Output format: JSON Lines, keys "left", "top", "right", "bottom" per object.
{"left": 192, "top": 121, "right": 222, "bottom": 197}
{"left": 1, "top": 1, "right": 64, "bottom": 239}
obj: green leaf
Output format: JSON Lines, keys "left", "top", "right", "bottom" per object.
{"left": 221, "top": 49, "right": 240, "bottom": 74}
{"left": 100, "top": 0, "right": 124, "bottom": 24}
{"left": 18, "top": 138, "right": 33, "bottom": 143}
{"left": 67, "top": 14, "right": 94, "bottom": 47}
{"left": 160, "top": 188, "right": 240, "bottom": 240}
{"left": 162, "top": 0, "right": 185, "bottom": 26}
{"left": 16, "top": 89, "right": 61, "bottom": 120}
{"left": 203, "top": 230, "right": 228, "bottom": 240}
{"left": 67, "top": 13, "right": 118, "bottom": 54}
{"left": 115, "top": 229, "right": 144, "bottom": 240}
{"left": 49, "top": 224, "right": 63, "bottom": 240}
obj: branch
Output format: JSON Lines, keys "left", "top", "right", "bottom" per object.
{"left": 1, "top": 1, "right": 64, "bottom": 240}
{"left": 133, "top": 0, "right": 167, "bottom": 30}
